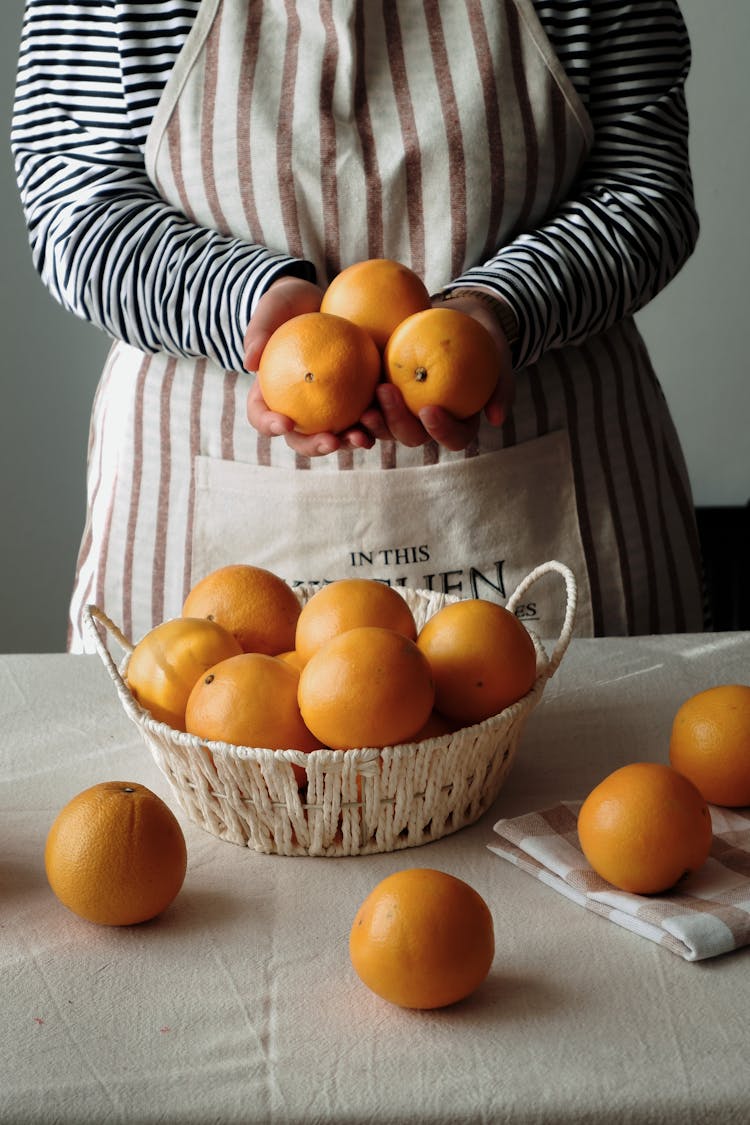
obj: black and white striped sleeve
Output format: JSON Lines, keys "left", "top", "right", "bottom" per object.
{"left": 450, "top": 0, "right": 700, "bottom": 371}
{"left": 10, "top": 0, "right": 314, "bottom": 372}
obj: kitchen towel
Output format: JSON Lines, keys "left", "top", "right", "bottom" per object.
{"left": 490, "top": 802, "right": 750, "bottom": 960}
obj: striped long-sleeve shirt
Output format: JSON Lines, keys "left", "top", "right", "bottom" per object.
{"left": 11, "top": 1, "right": 699, "bottom": 373}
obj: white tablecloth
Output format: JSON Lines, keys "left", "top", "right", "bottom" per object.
{"left": 2, "top": 634, "right": 749, "bottom": 1124}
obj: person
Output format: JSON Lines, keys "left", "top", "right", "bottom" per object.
{"left": 12, "top": 0, "right": 705, "bottom": 650}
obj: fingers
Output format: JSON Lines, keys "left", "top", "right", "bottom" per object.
{"left": 243, "top": 336, "right": 269, "bottom": 376}
{"left": 280, "top": 428, "right": 375, "bottom": 457}
{"left": 249, "top": 371, "right": 504, "bottom": 458}
{"left": 484, "top": 364, "right": 514, "bottom": 427}
{"left": 283, "top": 432, "right": 342, "bottom": 457}
{"left": 246, "top": 377, "right": 291, "bottom": 434}
{"left": 375, "top": 384, "right": 483, "bottom": 452}
{"left": 358, "top": 405, "right": 394, "bottom": 443}
{"left": 418, "top": 406, "right": 480, "bottom": 451}
{"left": 375, "top": 384, "right": 431, "bottom": 447}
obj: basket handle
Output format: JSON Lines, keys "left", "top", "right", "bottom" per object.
{"left": 505, "top": 561, "right": 577, "bottom": 679}
{"left": 82, "top": 605, "right": 144, "bottom": 723}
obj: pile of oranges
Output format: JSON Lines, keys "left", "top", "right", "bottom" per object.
{"left": 125, "top": 562, "right": 538, "bottom": 768}
{"left": 257, "top": 257, "right": 501, "bottom": 433}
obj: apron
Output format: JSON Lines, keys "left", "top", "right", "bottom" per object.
{"left": 68, "top": 0, "right": 704, "bottom": 651}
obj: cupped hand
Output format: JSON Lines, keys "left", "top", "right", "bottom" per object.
{"left": 246, "top": 377, "right": 377, "bottom": 457}
{"left": 244, "top": 275, "right": 365, "bottom": 457}
{"left": 244, "top": 273, "right": 379, "bottom": 456}
{"left": 358, "top": 292, "right": 515, "bottom": 452}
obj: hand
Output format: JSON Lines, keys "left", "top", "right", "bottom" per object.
{"left": 245, "top": 275, "right": 372, "bottom": 457}
{"left": 243, "top": 275, "right": 325, "bottom": 372}
{"left": 357, "top": 292, "right": 515, "bottom": 452}
{"left": 244, "top": 274, "right": 387, "bottom": 456}
{"left": 246, "top": 377, "right": 377, "bottom": 457}
{"left": 429, "top": 290, "right": 515, "bottom": 422}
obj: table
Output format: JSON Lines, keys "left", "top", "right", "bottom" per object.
{"left": 2, "top": 634, "right": 749, "bottom": 1124}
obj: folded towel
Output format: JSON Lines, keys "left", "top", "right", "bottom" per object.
{"left": 489, "top": 802, "right": 750, "bottom": 961}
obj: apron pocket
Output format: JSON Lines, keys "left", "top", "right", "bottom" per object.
{"left": 191, "top": 430, "right": 594, "bottom": 637}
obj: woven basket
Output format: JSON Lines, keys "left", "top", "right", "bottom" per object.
{"left": 85, "top": 560, "right": 576, "bottom": 857}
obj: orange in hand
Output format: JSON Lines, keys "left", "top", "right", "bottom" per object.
{"left": 669, "top": 684, "right": 750, "bottom": 806}
{"left": 416, "top": 599, "right": 537, "bottom": 725}
{"left": 319, "top": 258, "right": 431, "bottom": 351}
{"left": 45, "top": 782, "right": 188, "bottom": 926}
{"left": 298, "top": 625, "right": 434, "bottom": 750}
{"left": 577, "top": 762, "right": 713, "bottom": 895}
{"left": 257, "top": 311, "right": 381, "bottom": 434}
{"left": 183, "top": 563, "right": 300, "bottom": 656}
{"left": 294, "top": 578, "right": 417, "bottom": 665}
{"left": 126, "top": 616, "right": 242, "bottom": 730}
{"left": 349, "top": 868, "right": 495, "bottom": 1009}
{"left": 384, "top": 306, "right": 500, "bottom": 419}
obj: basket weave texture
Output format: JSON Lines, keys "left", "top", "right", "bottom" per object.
{"left": 85, "top": 561, "right": 576, "bottom": 857}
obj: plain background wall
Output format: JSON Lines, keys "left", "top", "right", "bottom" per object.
{"left": 2, "top": 0, "right": 748, "bottom": 653}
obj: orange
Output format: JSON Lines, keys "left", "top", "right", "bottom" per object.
{"left": 416, "top": 599, "right": 537, "bottom": 725}
{"left": 294, "top": 578, "right": 417, "bottom": 665}
{"left": 45, "top": 782, "right": 187, "bottom": 926}
{"left": 257, "top": 311, "right": 381, "bottom": 434}
{"left": 277, "top": 649, "right": 307, "bottom": 672}
{"left": 577, "top": 762, "right": 713, "bottom": 895}
{"left": 412, "top": 710, "right": 455, "bottom": 742}
{"left": 669, "top": 684, "right": 750, "bottom": 806}
{"left": 319, "top": 258, "right": 431, "bottom": 351}
{"left": 298, "top": 626, "right": 434, "bottom": 750}
{"left": 384, "top": 306, "right": 500, "bottom": 419}
{"left": 182, "top": 563, "right": 300, "bottom": 655}
{"left": 185, "top": 652, "right": 321, "bottom": 786}
{"left": 349, "top": 868, "right": 495, "bottom": 1009}
{"left": 126, "top": 616, "right": 243, "bottom": 730}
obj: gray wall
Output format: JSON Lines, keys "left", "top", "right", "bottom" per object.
{"left": 2, "top": 1, "right": 748, "bottom": 653}
{"left": 2, "top": 4, "right": 109, "bottom": 654}
{"left": 636, "top": 1, "right": 750, "bottom": 510}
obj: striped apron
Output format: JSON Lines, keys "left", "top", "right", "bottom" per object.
{"left": 68, "top": 0, "right": 704, "bottom": 651}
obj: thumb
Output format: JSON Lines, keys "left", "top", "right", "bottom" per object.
{"left": 244, "top": 328, "right": 273, "bottom": 373}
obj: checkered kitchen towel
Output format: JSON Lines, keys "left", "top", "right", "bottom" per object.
{"left": 490, "top": 802, "right": 750, "bottom": 961}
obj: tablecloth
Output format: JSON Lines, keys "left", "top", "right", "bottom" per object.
{"left": 2, "top": 634, "right": 749, "bottom": 1124}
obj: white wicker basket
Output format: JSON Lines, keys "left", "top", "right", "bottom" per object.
{"left": 85, "top": 561, "right": 576, "bottom": 857}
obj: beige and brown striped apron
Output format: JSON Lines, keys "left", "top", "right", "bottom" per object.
{"left": 68, "top": 0, "right": 704, "bottom": 651}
